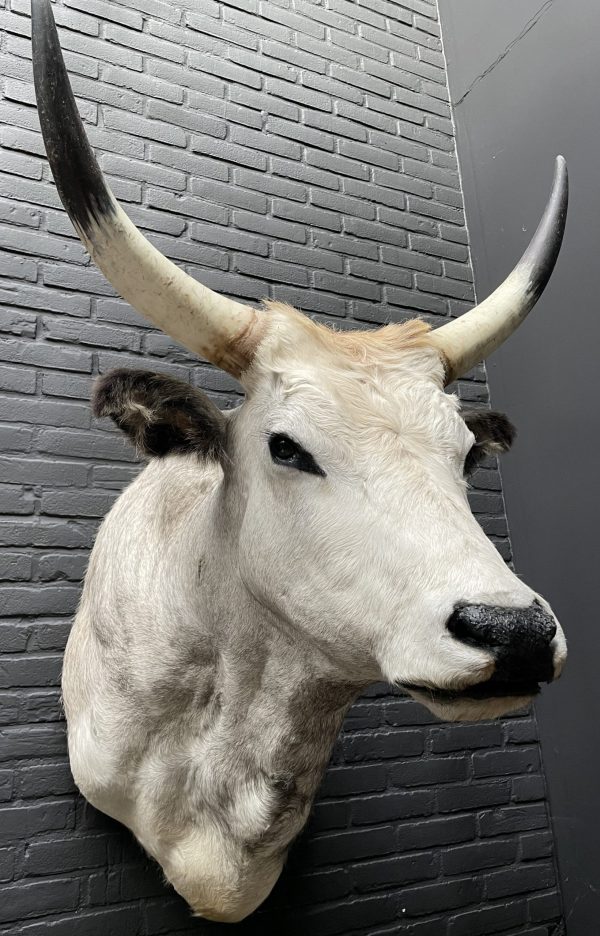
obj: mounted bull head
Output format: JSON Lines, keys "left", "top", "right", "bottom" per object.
{"left": 32, "top": 0, "right": 568, "bottom": 922}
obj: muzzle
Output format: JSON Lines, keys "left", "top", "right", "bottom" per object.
{"left": 447, "top": 600, "right": 557, "bottom": 695}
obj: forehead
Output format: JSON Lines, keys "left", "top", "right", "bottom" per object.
{"left": 247, "top": 303, "right": 462, "bottom": 438}
{"left": 252, "top": 302, "right": 443, "bottom": 378}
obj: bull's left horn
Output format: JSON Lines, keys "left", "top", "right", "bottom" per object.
{"left": 31, "top": 0, "right": 262, "bottom": 377}
{"left": 429, "top": 156, "right": 568, "bottom": 384}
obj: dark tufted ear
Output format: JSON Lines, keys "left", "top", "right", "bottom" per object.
{"left": 93, "top": 369, "right": 226, "bottom": 460}
{"left": 463, "top": 409, "right": 516, "bottom": 475}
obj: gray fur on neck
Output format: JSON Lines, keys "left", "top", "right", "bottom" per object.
{"left": 62, "top": 453, "right": 363, "bottom": 920}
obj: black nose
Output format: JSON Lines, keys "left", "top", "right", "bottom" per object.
{"left": 447, "top": 601, "right": 557, "bottom": 683}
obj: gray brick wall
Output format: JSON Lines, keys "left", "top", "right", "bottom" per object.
{"left": 0, "top": 0, "right": 561, "bottom": 933}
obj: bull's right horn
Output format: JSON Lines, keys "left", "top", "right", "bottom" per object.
{"left": 31, "top": 0, "right": 262, "bottom": 378}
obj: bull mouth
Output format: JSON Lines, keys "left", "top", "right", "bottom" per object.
{"left": 403, "top": 676, "right": 542, "bottom": 703}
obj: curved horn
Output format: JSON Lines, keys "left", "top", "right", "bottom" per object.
{"left": 31, "top": 0, "right": 261, "bottom": 377}
{"left": 430, "top": 156, "right": 568, "bottom": 385}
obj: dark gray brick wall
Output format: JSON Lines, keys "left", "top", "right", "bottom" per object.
{"left": 0, "top": 0, "right": 561, "bottom": 933}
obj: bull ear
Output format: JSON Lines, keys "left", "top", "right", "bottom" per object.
{"left": 93, "top": 369, "right": 226, "bottom": 460}
{"left": 463, "top": 409, "right": 516, "bottom": 475}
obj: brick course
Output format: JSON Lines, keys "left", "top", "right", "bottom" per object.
{"left": 0, "top": 0, "right": 562, "bottom": 932}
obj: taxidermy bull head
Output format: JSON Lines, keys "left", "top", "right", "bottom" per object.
{"left": 32, "top": 0, "right": 568, "bottom": 922}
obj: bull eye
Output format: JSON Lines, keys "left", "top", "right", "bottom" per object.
{"left": 271, "top": 434, "right": 297, "bottom": 462}
{"left": 268, "top": 433, "right": 326, "bottom": 477}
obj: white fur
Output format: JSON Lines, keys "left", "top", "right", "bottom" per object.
{"left": 62, "top": 306, "right": 567, "bottom": 922}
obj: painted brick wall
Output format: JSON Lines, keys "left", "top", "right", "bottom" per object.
{"left": 0, "top": 0, "right": 562, "bottom": 933}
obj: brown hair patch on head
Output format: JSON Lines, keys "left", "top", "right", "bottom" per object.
{"left": 263, "top": 301, "right": 432, "bottom": 366}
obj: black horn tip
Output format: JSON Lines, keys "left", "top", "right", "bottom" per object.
{"left": 552, "top": 154, "right": 569, "bottom": 212}
{"left": 32, "top": 0, "right": 115, "bottom": 240}
{"left": 521, "top": 154, "right": 569, "bottom": 303}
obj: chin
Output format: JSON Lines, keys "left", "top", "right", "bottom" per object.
{"left": 404, "top": 677, "right": 541, "bottom": 722}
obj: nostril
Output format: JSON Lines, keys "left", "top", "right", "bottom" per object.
{"left": 447, "top": 605, "right": 499, "bottom": 651}
{"left": 447, "top": 602, "right": 557, "bottom": 652}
